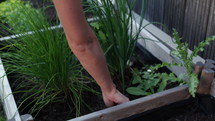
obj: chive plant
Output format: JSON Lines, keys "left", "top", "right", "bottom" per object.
{"left": 0, "top": 4, "right": 94, "bottom": 117}
{"left": 87, "top": 0, "right": 145, "bottom": 93}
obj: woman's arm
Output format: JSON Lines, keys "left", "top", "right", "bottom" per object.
{"left": 53, "top": 0, "right": 129, "bottom": 107}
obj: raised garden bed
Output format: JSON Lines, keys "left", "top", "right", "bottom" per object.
{"left": 0, "top": 24, "right": 182, "bottom": 121}
{"left": 1, "top": 1, "right": 215, "bottom": 121}
{"left": 67, "top": 13, "right": 215, "bottom": 120}
{"left": 1, "top": 16, "right": 214, "bottom": 121}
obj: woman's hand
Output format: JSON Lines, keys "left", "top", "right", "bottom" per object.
{"left": 102, "top": 88, "right": 129, "bottom": 107}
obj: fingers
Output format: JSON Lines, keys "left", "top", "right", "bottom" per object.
{"left": 114, "top": 90, "right": 129, "bottom": 104}
{"left": 102, "top": 90, "right": 130, "bottom": 107}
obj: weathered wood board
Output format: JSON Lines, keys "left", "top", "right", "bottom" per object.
{"left": 68, "top": 85, "right": 190, "bottom": 121}
{"left": 0, "top": 58, "right": 21, "bottom": 121}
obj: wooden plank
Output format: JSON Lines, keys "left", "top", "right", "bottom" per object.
{"left": 0, "top": 58, "right": 21, "bottom": 121}
{"left": 206, "top": 59, "right": 215, "bottom": 64}
{"left": 204, "top": 59, "right": 215, "bottom": 72}
{"left": 130, "top": 13, "right": 186, "bottom": 76}
{"left": 210, "top": 79, "right": 215, "bottom": 97}
{"left": 197, "top": 68, "right": 215, "bottom": 94}
{"left": 140, "top": 19, "right": 205, "bottom": 64}
{"left": 136, "top": 26, "right": 186, "bottom": 77}
{"left": 204, "top": 63, "right": 215, "bottom": 70}
{"left": 198, "top": 59, "right": 215, "bottom": 94}
{"left": 68, "top": 85, "right": 190, "bottom": 121}
{"left": 194, "top": 61, "right": 204, "bottom": 77}
{"left": 132, "top": 12, "right": 205, "bottom": 73}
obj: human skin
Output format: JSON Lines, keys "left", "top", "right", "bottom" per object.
{"left": 53, "top": 0, "right": 129, "bottom": 107}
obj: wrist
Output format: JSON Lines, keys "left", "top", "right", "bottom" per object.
{"left": 101, "top": 83, "right": 116, "bottom": 96}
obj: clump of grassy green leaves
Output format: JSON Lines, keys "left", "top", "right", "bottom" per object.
{"left": 88, "top": 0, "right": 145, "bottom": 93}
{"left": 0, "top": 3, "right": 95, "bottom": 117}
{"left": 127, "top": 29, "right": 215, "bottom": 97}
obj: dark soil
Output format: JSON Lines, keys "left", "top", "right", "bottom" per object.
{"left": 7, "top": 75, "right": 106, "bottom": 121}
{"left": 34, "top": 87, "right": 105, "bottom": 121}
{"left": 0, "top": 102, "right": 6, "bottom": 120}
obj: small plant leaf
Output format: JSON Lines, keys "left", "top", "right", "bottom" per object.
{"left": 126, "top": 87, "right": 150, "bottom": 96}
{"left": 158, "top": 80, "right": 167, "bottom": 92}
{"left": 90, "top": 22, "right": 100, "bottom": 29}
{"left": 188, "top": 74, "right": 199, "bottom": 97}
{"left": 132, "top": 69, "right": 142, "bottom": 84}
{"left": 98, "top": 31, "right": 106, "bottom": 40}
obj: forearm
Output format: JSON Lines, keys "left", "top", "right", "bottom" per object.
{"left": 70, "top": 31, "right": 116, "bottom": 93}
{"left": 53, "top": 0, "right": 115, "bottom": 93}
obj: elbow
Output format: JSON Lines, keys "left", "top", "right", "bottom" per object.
{"left": 68, "top": 34, "right": 97, "bottom": 53}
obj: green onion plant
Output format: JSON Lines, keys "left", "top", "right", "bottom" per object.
{"left": 87, "top": 0, "right": 146, "bottom": 93}
{"left": 0, "top": 3, "right": 95, "bottom": 117}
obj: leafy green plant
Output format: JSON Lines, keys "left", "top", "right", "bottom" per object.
{"left": 0, "top": 4, "right": 96, "bottom": 117}
{"left": 0, "top": 115, "right": 6, "bottom": 121}
{"left": 170, "top": 29, "right": 215, "bottom": 97}
{"left": 87, "top": 0, "right": 146, "bottom": 93}
{"left": 90, "top": 22, "right": 110, "bottom": 55}
{"left": 127, "top": 29, "right": 215, "bottom": 97}
{"left": 0, "top": 0, "right": 39, "bottom": 33}
{"left": 126, "top": 65, "right": 183, "bottom": 96}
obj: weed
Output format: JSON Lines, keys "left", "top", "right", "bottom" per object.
{"left": 171, "top": 29, "right": 215, "bottom": 97}
{"left": 126, "top": 64, "right": 183, "bottom": 96}
{"left": 127, "top": 29, "right": 215, "bottom": 97}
